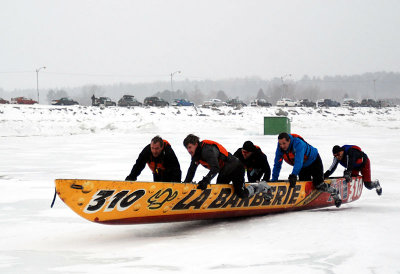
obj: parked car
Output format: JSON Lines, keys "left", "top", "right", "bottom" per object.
{"left": 51, "top": 97, "right": 79, "bottom": 106}
{"left": 361, "top": 99, "right": 376, "bottom": 107}
{"left": 91, "top": 95, "right": 117, "bottom": 107}
{"left": 342, "top": 98, "right": 360, "bottom": 107}
{"left": 250, "top": 99, "right": 272, "bottom": 107}
{"left": 316, "top": 99, "right": 341, "bottom": 107}
{"left": 360, "top": 99, "right": 389, "bottom": 108}
{"left": 172, "top": 99, "right": 194, "bottom": 106}
{"left": 202, "top": 99, "right": 226, "bottom": 107}
{"left": 0, "top": 98, "right": 10, "bottom": 104}
{"left": 226, "top": 98, "right": 247, "bottom": 107}
{"left": 276, "top": 98, "right": 299, "bottom": 107}
{"left": 118, "top": 95, "right": 142, "bottom": 107}
{"left": 144, "top": 96, "right": 169, "bottom": 107}
{"left": 11, "top": 97, "right": 38, "bottom": 104}
{"left": 298, "top": 99, "right": 316, "bottom": 107}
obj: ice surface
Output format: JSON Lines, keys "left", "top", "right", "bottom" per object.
{"left": 1, "top": 104, "right": 399, "bottom": 273}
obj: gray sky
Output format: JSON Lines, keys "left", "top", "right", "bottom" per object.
{"left": 1, "top": 0, "right": 399, "bottom": 90}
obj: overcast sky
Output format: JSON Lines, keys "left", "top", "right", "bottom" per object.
{"left": 1, "top": 0, "right": 399, "bottom": 90}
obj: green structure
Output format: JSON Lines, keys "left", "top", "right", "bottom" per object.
{"left": 264, "top": 116, "right": 291, "bottom": 135}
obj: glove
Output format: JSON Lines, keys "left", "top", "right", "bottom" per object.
{"left": 344, "top": 170, "right": 352, "bottom": 183}
{"left": 288, "top": 174, "right": 297, "bottom": 188}
{"left": 197, "top": 177, "right": 210, "bottom": 190}
{"left": 323, "top": 171, "right": 330, "bottom": 179}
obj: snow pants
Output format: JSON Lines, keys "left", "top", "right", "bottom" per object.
{"left": 298, "top": 154, "right": 324, "bottom": 188}
{"left": 350, "top": 158, "right": 372, "bottom": 185}
{"left": 216, "top": 156, "right": 247, "bottom": 198}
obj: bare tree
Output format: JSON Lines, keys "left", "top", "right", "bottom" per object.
{"left": 189, "top": 88, "right": 205, "bottom": 105}
{"left": 79, "top": 85, "right": 105, "bottom": 106}
{"left": 46, "top": 89, "right": 69, "bottom": 104}
{"left": 216, "top": 90, "right": 228, "bottom": 101}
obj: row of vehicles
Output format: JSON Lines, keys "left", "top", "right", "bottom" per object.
{"left": 275, "top": 98, "right": 320, "bottom": 107}
{"left": 202, "top": 98, "right": 250, "bottom": 107}
{"left": 275, "top": 98, "right": 347, "bottom": 107}
{"left": 275, "top": 98, "right": 389, "bottom": 108}
{"left": 0, "top": 96, "right": 77, "bottom": 105}
{"left": 92, "top": 95, "right": 187, "bottom": 107}
{"left": 275, "top": 98, "right": 325, "bottom": 107}
{"left": 0, "top": 95, "right": 390, "bottom": 108}
{"left": 0, "top": 97, "right": 39, "bottom": 105}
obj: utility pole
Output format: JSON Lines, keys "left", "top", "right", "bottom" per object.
{"left": 170, "top": 70, "right": 181, "bottom": 92}
{"left": 280, "top": 74, "right": 292, "bottom": 99}
{"left": 36, "top": 66, "right": 46, "bottom": 103}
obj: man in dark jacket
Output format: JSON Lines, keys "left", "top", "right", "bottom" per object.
{"left": 324, "top": 145, "right": 382, "bottom": 195}
{"left": 233, "top": 141, "right": 271, "bottom": 182}
{"left": 183, "top": 134, "right": 271, "bottom": 199}
{"left": 126, "top": 136, "right": 181, "bottom": 182}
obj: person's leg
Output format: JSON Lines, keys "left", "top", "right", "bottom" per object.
{"left": 229, "top": 164, "right": 249, "bottom": 198}
{"left": 312, "top": 155, "right": 342, "bottom": 207}
{"left": 298, "top": 166, "right": 312, "bottom": 181}
{"left": 217, "top": 159, "right": 249, "bottom": 198}
{"left": 360, "top": 158, "right": 372, "bottom": 185}
{"left": 361, "top": 159, "right": 382, "bottom": 195}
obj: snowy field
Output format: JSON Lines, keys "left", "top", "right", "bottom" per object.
{"left": 1, "top": 104, "right": 400, "bottom": 274}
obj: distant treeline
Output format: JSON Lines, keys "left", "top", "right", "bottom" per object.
{"left": 1, "top": 71, "right": 399, "bottom": 106}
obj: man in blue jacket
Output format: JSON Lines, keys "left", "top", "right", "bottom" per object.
{"left": 271, "top": 132, "right": 342, "bottom": 207}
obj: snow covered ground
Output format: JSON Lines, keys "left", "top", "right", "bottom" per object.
{"left": 1, "top": 104, "right": 400, "bottom": 274}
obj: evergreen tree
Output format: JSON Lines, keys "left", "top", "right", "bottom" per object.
{"left": 256, "top": 88, "right": 266, "bottom": 99}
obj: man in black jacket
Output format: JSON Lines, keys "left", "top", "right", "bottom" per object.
{"left": 183, "top": 134, "right": 271, "bottom": 199}
{"left": 126, "top": 136, "right": 181, "bottom": 182}
{"left": 233, "top": 141, "right": 271, "bottom": 182}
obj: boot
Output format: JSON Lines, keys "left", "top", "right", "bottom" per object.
{"left": 315, "top": 182, "right": 328, "bottom": 192}
{"left": 329, "top": 188, "right": 342, "bottom": 208}
{"left": 258, "top": 181, "right": 273, "bottom": 200}
{"left": 248, "top": 181, "right": 273, "bottom": 200}
{"left": 246, "top": 185, "right": 255, "bottom": 197}
{"left": 373, "top": 180, "right": 382, "bottom": 196}
{"left": 316, "top": 183, "right": 342, "bottom": 208}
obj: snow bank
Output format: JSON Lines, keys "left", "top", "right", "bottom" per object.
{"left": 1, "top": 104, "right": 399, "bottom": 137}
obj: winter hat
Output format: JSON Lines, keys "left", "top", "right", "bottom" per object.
{"left": 332, "top": 145, "right": 343, "bottom": 154}
{"left": 242, "top": 141, "right": 256, "bottom": 152}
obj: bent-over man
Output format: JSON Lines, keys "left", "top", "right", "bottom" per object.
{"left": 271, "top": 132, "right": 342, "bottom": 207}
{"left": 183, "top": 134, "right": 271, "bottom": 199}
{"left": 126, "top": 135, "right": 181, "bottom": 182}
{"left": 233, "top": 141, "right": 271, "bottom": 182}
{"left": 324, "top": 145, "right": 382, "bottom": 195}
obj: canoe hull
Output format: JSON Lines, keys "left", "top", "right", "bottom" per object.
{"left": 55, "top": 176, "right": 363, "bottom": 225}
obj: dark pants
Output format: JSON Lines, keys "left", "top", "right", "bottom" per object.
{"left": 298, "top": 154, "right": 324, "bottom": 188}
{"left": 247, "top": 168, "right": 263, "bottom": 182}
{"left": 216, "top": 156, "right": 247, "bottom": 198}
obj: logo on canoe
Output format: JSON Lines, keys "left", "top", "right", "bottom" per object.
{"left": 82, "top": 184, "right": 303, "bottom": 214}
{"left": 148, "top": 189, "right": 178, "bottom": 209}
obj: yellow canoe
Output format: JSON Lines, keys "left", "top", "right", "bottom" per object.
{"left": 55, "top": 176, "right": 363, "bottom": 225}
